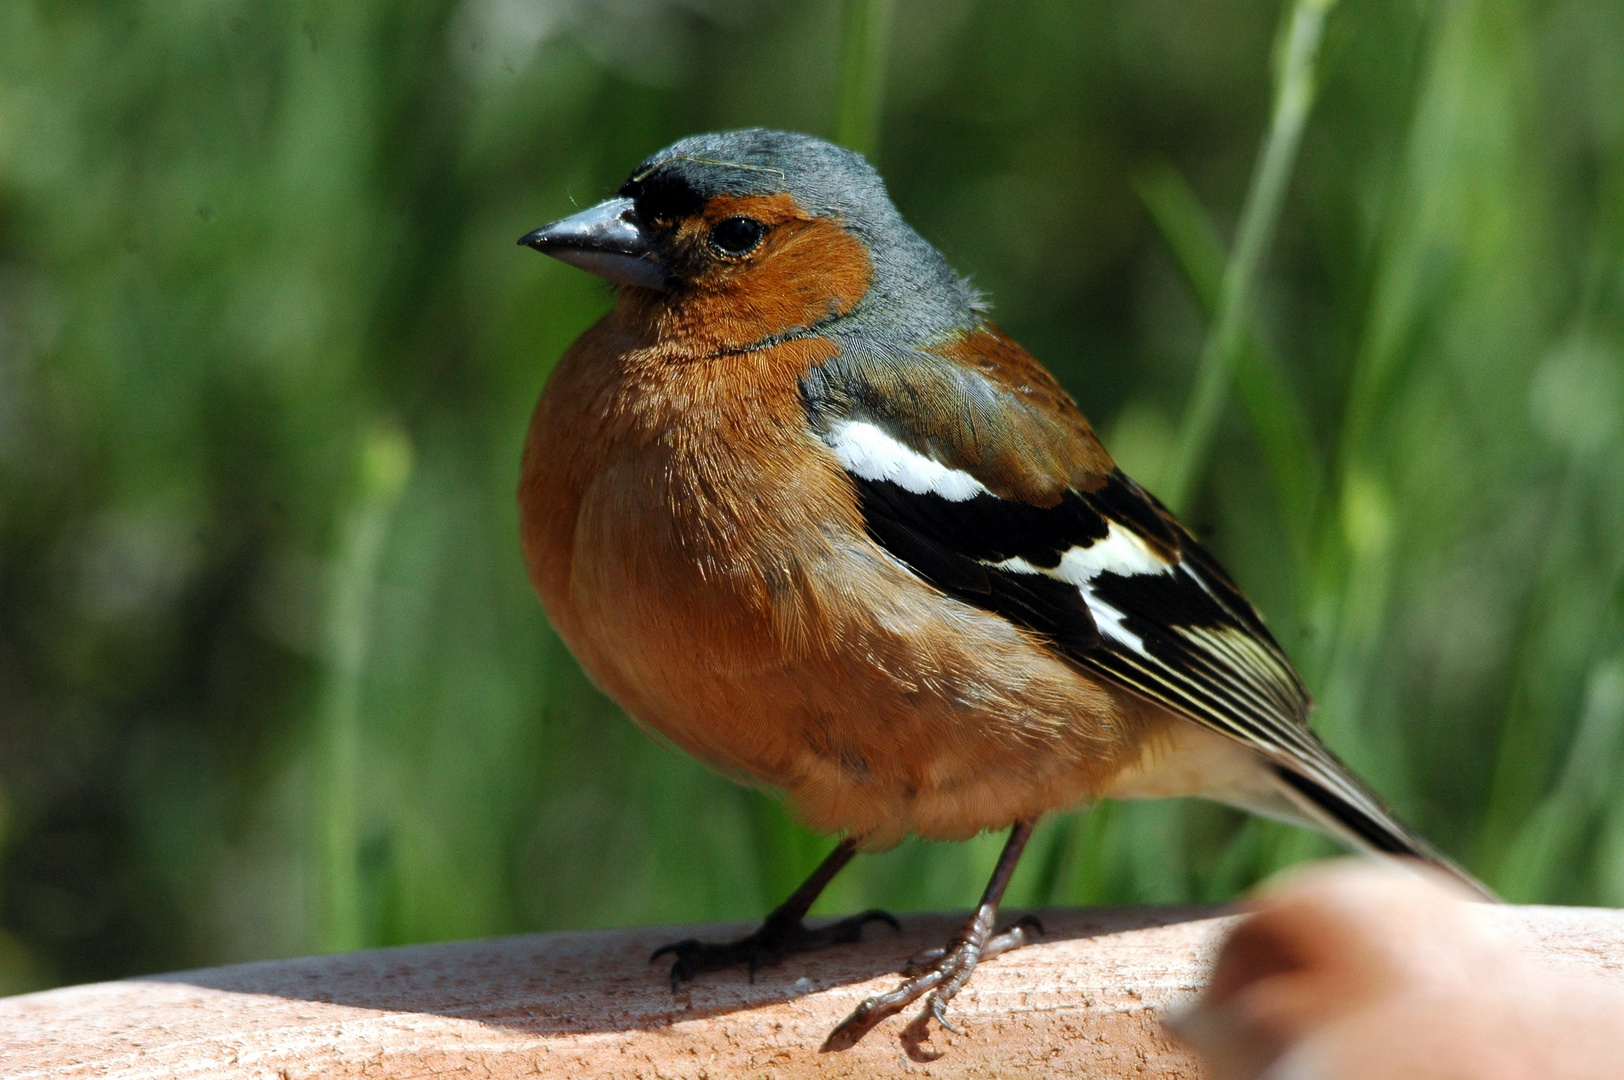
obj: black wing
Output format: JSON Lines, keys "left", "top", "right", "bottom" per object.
{"left": 853, "top": 464, "right": 1315, "bottom": 754}
{"left": 802, "top": 335, "right": 1492, "bottom": 890}
{"left": 813, "top": 403, "right": 1465, "bottom": 863}
{"left": 855, "top": 464, "right": 1454, "bottom": 855}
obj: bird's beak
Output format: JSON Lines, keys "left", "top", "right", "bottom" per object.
{"left": 518, "top": 197, "right": 666, "bottom": 291}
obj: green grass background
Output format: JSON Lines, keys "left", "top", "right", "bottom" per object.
{"left": 1, "top": 0, "right": 1622, "bottom": 993}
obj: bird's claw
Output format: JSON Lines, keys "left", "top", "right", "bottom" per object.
{"left": 821, "top": 913, "right": 1041, "bottom": 1052}
{"left": 929, "top": 994, "right": 961, "bottom": 1034}
{"left": 651, "top": 908, "right": 899, "bottom": 991}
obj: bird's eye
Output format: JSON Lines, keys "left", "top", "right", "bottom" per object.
{"left": 709, "top": 216, "right": 765, "bottom": 256}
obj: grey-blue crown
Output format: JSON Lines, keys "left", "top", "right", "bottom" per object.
{"left": 622, "top": 129, "right": 984, "bottom": 341}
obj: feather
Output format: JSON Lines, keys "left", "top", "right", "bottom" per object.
{"left": 804, "top": 327, "right": 1490, "bottom": 894}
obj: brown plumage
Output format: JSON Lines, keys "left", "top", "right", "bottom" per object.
{"left": 515, "top": 128, "right": 1488, "bottom": 1053}
{"left": 519, "top": 290, "right": 1162, "bottom": 848}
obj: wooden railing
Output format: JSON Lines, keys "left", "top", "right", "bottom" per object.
{"left": 3, "top": 904, "right": 1622, "bottom": 1078}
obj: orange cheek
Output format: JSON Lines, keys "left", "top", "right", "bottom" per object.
{"left": 738, "top": 216, "right": 871, "bottom": 320}
{"left": 651, "top": 194, "right": 874, "bottom": 352}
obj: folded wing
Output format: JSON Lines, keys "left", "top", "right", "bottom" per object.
{"left": 803, "top": 329, "right": 1485, "bottom": 887}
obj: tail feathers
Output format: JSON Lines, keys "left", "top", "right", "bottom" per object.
{"left": 1270, "top": 760, "right": 1497, "bottom": 901}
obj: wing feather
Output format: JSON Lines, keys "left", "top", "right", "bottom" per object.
{"left": 804, "top": 331, "right": 1490, "bottom": 892}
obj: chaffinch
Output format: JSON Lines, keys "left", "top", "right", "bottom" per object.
{"left": 516, "top": 128, "right": 1488, "bottom": 1052}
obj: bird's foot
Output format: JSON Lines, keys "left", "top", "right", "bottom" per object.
{"left": 820, "top": 914, "right": 1043, "bottom": 1052}
{"left": 651, "top": 908, "right": 899, "bottom": 991}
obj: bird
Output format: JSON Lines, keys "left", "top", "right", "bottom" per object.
{"left": 515, "top": 128, "right": 1489, "bottom": 1052}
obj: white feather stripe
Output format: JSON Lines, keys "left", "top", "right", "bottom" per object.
{"left": 824, "top": 420, "right": 989, "bottom": 502}
{"left": 1053, "top": 522, "right": 1175, "bottom": 582}
{"left": 1184, "top": 561, "right": 1222, "bottom": 600}
{"left": 1186, "top": 628, "right": 1311, "bottom": 726}
{"left": 987, "top": 524, "right": 1173, "bottom": 585}
{"left": 1174, "top": 643, "right": 1308, "bottom": 744}
{"left": 1098, "top": 644, "right": 1293, "bottom": 750}
{"left": 1079, "top": 589, "right": 1149, "bottom": 655}
{"left": 1112, "top": 644, "right": 1335, "bottom": 780}
{"left": 1089, "top": 649, "right": 1398, "bottom": 834}
{"left": 1141, "top": 638, "right": 1305, "bottom": 742}
{"left": 984, "top": 554, "right": 1152, "bottom": 655}
{"left": 1095, "top": 652, "right": 1273, "bottom": 747}
{"left": 1195, "top": 626, "right": 1294, "bottom": 683}
{"left": 981, "top": 521, "right": 1176, "bottom": 658}
{"left": 989, "top": 549, "right": 1303, "bottom": 735}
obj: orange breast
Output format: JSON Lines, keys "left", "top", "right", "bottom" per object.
{"left": 518, "top": 307, "right": 1161, "bottom": 846}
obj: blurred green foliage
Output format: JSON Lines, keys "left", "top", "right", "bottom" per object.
{"left": 1, "top": 0, "right": 1622, "bottom": 996}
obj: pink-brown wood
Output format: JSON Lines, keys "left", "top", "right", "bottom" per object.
{"left": 2, "top": 905, "right": 1621, "bottom": 1079}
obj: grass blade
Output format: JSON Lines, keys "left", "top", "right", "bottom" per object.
{"left": 1161, "top": 0, "right": 1339, "bottom": 513}
{"left": 1134, "top": 159, "right": 1324, "bottom": 563}
{"left": 312, "top": 421, "right": 413, "bottom": 953}
{"left": 833, "top": 0, "right": 896, "bottom": 159}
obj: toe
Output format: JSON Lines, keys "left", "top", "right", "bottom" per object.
{"left": 829, "top": 909, "right": 899, "bottom": 944}
{"left": 904, "top": 946, "right": 947, "bottom": 974}
{"left": 650, "top": 937, "right": 700, "bottom": 963}
{"left": 928, "top": 994, "right": 961, "bottom": 1034}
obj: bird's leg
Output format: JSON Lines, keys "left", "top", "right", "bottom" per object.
{"left": 651, "top": 835, "right": 898, "bottom": 990}
{"left": 821, "top": 818, "right": 1041, "bottom": 1052}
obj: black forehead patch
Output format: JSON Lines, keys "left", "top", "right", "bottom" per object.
{"left": 618, "top": 169, "right": 705, "bottom": 223}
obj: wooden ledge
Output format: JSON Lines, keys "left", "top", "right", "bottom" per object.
{"left": 2, "top": 905, "right": 1622, "bottom": 1078}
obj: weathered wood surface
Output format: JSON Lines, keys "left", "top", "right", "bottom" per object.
{"left": 2, "top": 904, "right": 1622, "bottom": 1079}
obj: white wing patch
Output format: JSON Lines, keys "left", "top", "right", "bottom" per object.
{"left": 1053, "top": 522, "right": 1175, "bottom": 582}
{"left": 824, "top": 420, "right": 989, "bottom": 502}
{"left": 988, "top": 554, "right": 1148, "bottom": 654}
{"left": 1081, "top": 596, "right": 1149, "bottom": 655}
{"left": 986, "top": 522, "right": 1178, "bottom": 658}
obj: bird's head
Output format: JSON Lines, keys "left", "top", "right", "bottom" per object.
{"left": 520, "top": 129, "right": 981, "bottom": 351}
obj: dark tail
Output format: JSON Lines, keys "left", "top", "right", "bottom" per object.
{"left": 1271, "top": 754, "right": 1496, "bottom": 901}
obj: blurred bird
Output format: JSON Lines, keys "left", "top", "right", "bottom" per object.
{"left": 516, "top": 128, "right": 1489, "bottom": 1051}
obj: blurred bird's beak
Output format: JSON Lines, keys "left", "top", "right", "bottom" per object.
{"left": 518, "top": 197, "right": 666, "bottom": 290}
